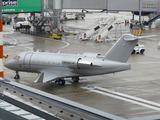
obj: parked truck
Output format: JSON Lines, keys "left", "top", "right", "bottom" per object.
{"left": 60, "top": 12, "right": 85, "bottom": 21}
{"left": 75, "top": 13, "right": 86, "bottom": 20}
{"left": 13, "top": 21, "right": 31, "bottom": 31}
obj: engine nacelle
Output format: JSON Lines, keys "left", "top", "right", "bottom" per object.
{"left": 62, "top": 58, "right": 92, "bottom": 69}
{"left": 77, "top": 59, "right": 92, "bottom": 69}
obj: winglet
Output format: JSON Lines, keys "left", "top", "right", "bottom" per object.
{"left": 34, "top": 73, "right": 44, "bottom": 83}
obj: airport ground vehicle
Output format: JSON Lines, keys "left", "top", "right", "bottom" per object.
{"left": 60, "top": 13, "right": 85, "bottom": 21}
{"left": 13, "top": 21, "right": 31, "bottom": 31}
{"left": 14, "top": 17, "right": 26, "bottom": 23}
{"left": 64, "top": 13, "right": 76, "bottom": 20}
{"left": 75, "top": 13, "right": 86, "bottom": 19}
{"left": 132, "top": 44, "right": 145, "bottom": 54}
{"left": 13, "top": 16, "right": 31, "bottom": 31}
{"left": 50, "top": 33, "right": 62, "bottom": 39}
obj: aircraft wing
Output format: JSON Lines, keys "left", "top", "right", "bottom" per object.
{"left": 34, "top": 68, "right": 77, "bottom": 83}
{"left": 35, "top": 72, "right": 61, "bottom": 83}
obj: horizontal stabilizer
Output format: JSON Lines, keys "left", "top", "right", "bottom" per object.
{"left": 124, "top": 34, "right": 158, "bottom": 41}
{"left": 137, "top": 35, "right": 159, "bottom": 39}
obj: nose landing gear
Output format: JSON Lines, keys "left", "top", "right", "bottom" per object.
{"left": 14, "top": 71, "right": 20, "bottom": 79}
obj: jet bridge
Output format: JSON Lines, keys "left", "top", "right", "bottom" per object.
{"left": 25, "top": 0, "right": 160, "bottom": 32}
{"left": 62, "top": 0, "right": 160, "bottom": 28}
{"left": 62, "top": 0, "right": 160, "bottom": 12}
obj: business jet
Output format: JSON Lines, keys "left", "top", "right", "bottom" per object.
{"left": 4, "top": 34, "right": 154, "bottom": 85}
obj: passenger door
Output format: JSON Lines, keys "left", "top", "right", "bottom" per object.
{"left": 23, "top": 52, "right": 33, "bottom": 69}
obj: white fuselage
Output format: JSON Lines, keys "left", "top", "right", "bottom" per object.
{"left": 4, "top": 52, "right": 131, "bottom": 79}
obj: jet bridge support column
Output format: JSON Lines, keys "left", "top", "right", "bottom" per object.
{"left": 139, "top": 0, "right": 142, "bottom": 26}
{"left": 148, "top": 16, "right": 152, "bottom": 28}
{"left": 0, "top": 1, "right": 4, "bottom": 78}
{"left": 132, "top": 12, "right": 135, "bottom": 20}
{"left": 53, "top": 0, "right": 63, "bottom": 30}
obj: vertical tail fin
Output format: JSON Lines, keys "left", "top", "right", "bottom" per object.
{"left": 105, "top": 34, "right": 138, "bottom": 63}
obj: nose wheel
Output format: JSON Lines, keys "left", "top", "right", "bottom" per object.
{"left": 14, "top": 71, "right": 20, "bottom": 79}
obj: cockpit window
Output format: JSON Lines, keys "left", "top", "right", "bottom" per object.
{"left": 14, "top": 56, "right": 20, "bottom": 60}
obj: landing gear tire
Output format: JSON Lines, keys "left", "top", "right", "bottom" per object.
{"left": 14, "top": 75, "right": 20, "bottom": 79}
{"left": 140, "top": 49, "right": 145, "bottom": 54}
{"left": 72, "top": 77, "right": 79, "bottom": 83}
{"left": 14, "top": 71, "right": 20, "bottom": 79}
{"left": 58, "top": 80, "right": 65, "bottom": 85}
{"left": 131, "top": 50, "right": 136, "bottom": 54}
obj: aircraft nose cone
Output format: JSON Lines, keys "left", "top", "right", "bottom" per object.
{"left": 4, "top": 62, "right": 10, "bottom": 68}
{"left": 4, "top": 60, "right": 13, "bottom": 69}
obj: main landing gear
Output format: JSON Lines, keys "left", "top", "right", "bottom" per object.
{"left": 14, "top": 71, "right": 20, "bottom": 79}
{"left": 72, "top": 77, "right": 79, "bottom": 83}
{"left": 55, "top": 79, "right": 66, "bottom": 85}
{"left": 55, "top": 77, "right": 80, "bottom": 85}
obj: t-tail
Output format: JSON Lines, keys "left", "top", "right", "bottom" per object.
{"left": 105, "top": 34, "right": 157, "bottom": 63}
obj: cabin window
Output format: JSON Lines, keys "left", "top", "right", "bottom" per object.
{"left": 13, "top": 56, "right": 20, "bottom": 60}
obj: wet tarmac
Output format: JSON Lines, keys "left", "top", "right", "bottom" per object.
{"left": 3, "top": 12, "right": 160, "bottom": 119}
